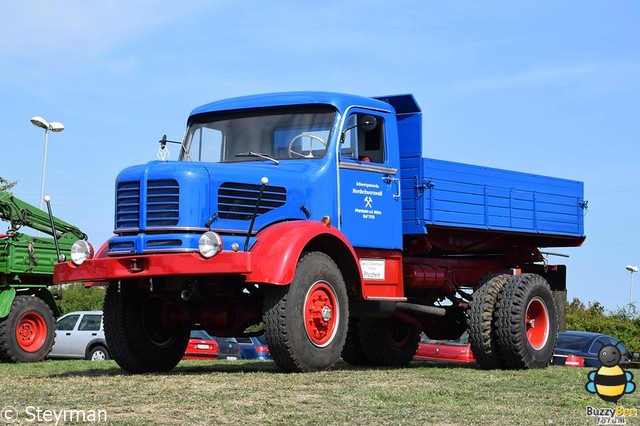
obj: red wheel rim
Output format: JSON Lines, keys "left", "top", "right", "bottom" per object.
{"left": 304, "top": 281, "right": 339, "bottom": 347}
{"left": 525, "top": 297, "right": 549, "bottom": 350}
{"left": 15, "top": 311, "right": 47, "bottom": 352}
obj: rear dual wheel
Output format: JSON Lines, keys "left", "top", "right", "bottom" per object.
{"left": 494, "top": 273, "right": 557, "bottom": 369}
{"left": 468, "top": 274, "right": 511, "bottom": 369}
{"left": 470, "top": 273, "right": 557, "bottom": 369}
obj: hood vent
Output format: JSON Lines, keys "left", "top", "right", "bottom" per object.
{"left": 116, "top": 181, "right": 141, "bottom": 229}
{"left": 115, "top": 179, "right": 179, "bottom": 230}
{"left": 218, "top": 182, "right": 286, "bottom": 220}
{"left": 146, "top": 179, "right": 179, "bottom": 227}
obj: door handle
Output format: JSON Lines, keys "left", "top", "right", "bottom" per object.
{"left": 382, "top": 175, "right": 401, "bottom": 200}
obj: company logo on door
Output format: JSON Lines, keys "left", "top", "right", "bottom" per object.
{"left": 353, "top": 181, "right": 383, "bottom": 220}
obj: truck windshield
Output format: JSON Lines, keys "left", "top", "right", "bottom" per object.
{"left": 181, "top": 107, "right": 336, "bottom": 163}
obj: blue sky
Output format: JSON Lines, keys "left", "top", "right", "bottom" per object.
{"left": 1, "top": 1, "right": 638, "bottom": 311}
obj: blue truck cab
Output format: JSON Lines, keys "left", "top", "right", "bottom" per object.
{"left": 111, "top": 92, "right": 405, "bottom": 255}
{"left": 55, "top": 92, "right": 586, "bottom": 374}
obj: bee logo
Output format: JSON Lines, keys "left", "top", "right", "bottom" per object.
{"left": 586, "top": 344, "right": 636, "bottom": 403}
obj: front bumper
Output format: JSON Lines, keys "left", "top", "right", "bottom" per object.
{"left": 53, "top": 251, "right": 252, "bottom": 284}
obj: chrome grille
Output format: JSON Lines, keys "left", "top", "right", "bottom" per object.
{"left": 218, "top": 182, "right": 286, "bottom": 220}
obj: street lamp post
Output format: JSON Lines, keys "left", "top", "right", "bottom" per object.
{"left": 30, "top": 116, "right": 64, "bottom": 210}
{"left": 625, "top": 265, "right": 639, "bottom": 306}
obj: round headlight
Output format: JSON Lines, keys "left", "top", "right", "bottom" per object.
{"left": 198, "top": 232, "right": 222, "bottom": 258}
{"left": 70, "top": 240, "right": 94, "bottom": 266}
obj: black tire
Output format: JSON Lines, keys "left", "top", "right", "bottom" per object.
{"left": 0, "top": 295, "right": 55, "bottom": 363}
{"left": 495, "top": 273, "right": 557, "bottom": 369}
{"left": 87, "top": 345, "right": 110, "bottom": 361}
{"left": 263, "top": 252, "right": 349, "bottom": 373}
{"left": 468, "top": 274, "right": 512, "bottom": 369}
{"left": 103, "top": 283, "right": 189, "bottom": 373}
{"left": 341, "top": 317, "right": 371, "bottom": 366}
{"left": 358, "top": 316, "right": 420, "bottom": 367}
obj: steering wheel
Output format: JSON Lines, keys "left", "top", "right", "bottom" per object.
{"left": 288, "top": 133, "right": 327, "bottom": 159}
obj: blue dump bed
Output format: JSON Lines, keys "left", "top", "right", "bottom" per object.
{"left": 383, "top": 94, "right": 586, "bottom": 249}
{"left": 401, "top": 158, "right": 586, "bottom": 244}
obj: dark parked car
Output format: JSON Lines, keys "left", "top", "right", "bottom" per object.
{"left": 235, "top": 335, "right": 271, "bottom": 360}
{"left": 213, "top": 336, "right": 241, "bottom": 360}
{"left": 552, "top": 330, "right": 632, "bottom": 368}
{"left": 49, "top": 311, "right": 109, "bottom": 361}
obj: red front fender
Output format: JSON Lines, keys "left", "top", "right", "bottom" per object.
{"left": 247, "top": 221, "right": 360, "bottom": 285}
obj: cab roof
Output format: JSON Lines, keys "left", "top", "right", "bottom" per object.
{"left": 189, "top": 91, "right": 396, "bottom": 117}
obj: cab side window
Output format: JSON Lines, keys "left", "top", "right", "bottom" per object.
{"left": 341, "top": 113, "right": 385, "bottom": 164}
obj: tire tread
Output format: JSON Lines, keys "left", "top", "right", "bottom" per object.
{"left": 262, "top": 251, "right": 348, "bottom": 373}
{"left": 468, "top": 274, "right": 511, "bottom": 369}
{"left": 495, "top": 273, "right": 557, "bottom": 369}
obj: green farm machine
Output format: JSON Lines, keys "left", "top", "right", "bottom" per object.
{"left": 0, "top": 192, "right": 85, "bottom": 362}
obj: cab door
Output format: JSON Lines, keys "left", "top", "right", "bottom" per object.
{"left": 338, "top": 110, "right": 402, "bottom": 250}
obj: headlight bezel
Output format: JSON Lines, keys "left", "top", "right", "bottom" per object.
{"left": 198, "top": 231, "right": 223, "bottom": 258}
{"left": 70, "top": 240, "right": 94, "bottom": 266}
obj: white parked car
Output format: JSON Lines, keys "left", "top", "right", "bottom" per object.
{"left": 48, "top": 311, "right": 110, "bottom": 361}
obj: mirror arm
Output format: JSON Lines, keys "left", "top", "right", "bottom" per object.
{"left": 340, "top": 119, "right": 376, "bottom": 143}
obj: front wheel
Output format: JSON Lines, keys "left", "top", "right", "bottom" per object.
{"left": 0, "top": 296, "right": 55, "bottom": 363}
{"left": 495, "top": 274, "right": 557, "bottom": 369}
{"left": 263, "top": 252, "right": 348, "bottom": 372}
{"left": 103, "top": 283, "right": 189, "bottom": 373}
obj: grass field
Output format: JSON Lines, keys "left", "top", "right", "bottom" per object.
{"left": 0, "top": 360, "right": 638, "bottom": 425}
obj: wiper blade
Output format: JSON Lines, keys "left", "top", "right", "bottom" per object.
{"left": 235, "top": 152, "right": 279, "bottom": 165}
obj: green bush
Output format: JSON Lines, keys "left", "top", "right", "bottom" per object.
{"left": 566, "top": 298, "right": 640, "bottom": 355}
{"left": 57, "top": 283, "right": 106, "bottom": 314}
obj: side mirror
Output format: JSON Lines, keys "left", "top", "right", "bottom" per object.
{"left": 340, "top": 115, "right": 378, "bottom": 142}
{"left": 359, "top": 115, "right": 377, "bottom": 132}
